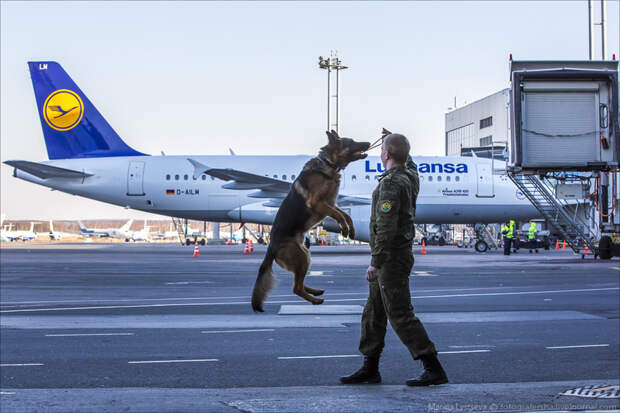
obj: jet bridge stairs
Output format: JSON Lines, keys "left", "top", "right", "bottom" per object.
{"left": 507, "top": 173, "right": 597, "bottom": 257}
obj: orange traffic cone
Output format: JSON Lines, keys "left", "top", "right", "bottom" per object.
{"left": 192, "top": 241, "right": 200, "bottom": 257}
{"left": 226, "top": 239, "right": 231, "bottom": 246}
{"left": 584, "top": 244, "right": 590, "bottom": 253}
{"left": 249, "top": 239, "right": 254, "bottom": 253}
{"left": 321, "top": 239, "right": 325, "bottom": 246}
{"left": 562, "top": 240, "right": 567, "bottom": 250}
{"left": 421, "top": 239, "right": 427, "bottom": 255}
{"left": 243, "top": 241, "right": 249, "bottom": 254}
{"left": 555, "top": 239, "right": 560, "bottom": 250}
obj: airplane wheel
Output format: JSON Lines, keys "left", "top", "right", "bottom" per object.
{"left": 474, "top": 240, "right": 488, "bottom": 253}
{"left": 200, "top": 239, "right": 206, "bottom": 246}
{"left": 185, "top": 239, "right": 192, "bottom": 246}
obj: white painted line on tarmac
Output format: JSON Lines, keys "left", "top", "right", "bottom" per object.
{"left": 2, "top": 287, "right": 618, "bottom": 313}
{"left": 278, "top": 354, "right": 361, "bottom": 360}
{"left": 438, "top": 350, "right": 491, "bottom": 354}
{"left": 0, "top": 363, "right": 44, "bottom": 367}
{"left": 165, "top": 281, "right": 213, "bottom": 285}
{"left": 0, "top": 286, "right": 587, "bottom": 306}
{"left": 610, "top": 266, "right": 620, "bottom": 271}
{"left": 201, "top": 329, "right": 274, "bottom": 334}
{"left": 128, "top": 359, "right": 218, "bottom": 364}
{"left": 0, "top": 392, "right": 16, "bottom": 395}
{"left": 546, "top": 344, "right": 609, "bottom": 349}
{"left": 448, "top": 345, "right": 494, "bottom": 349}
{"left": 44, "top": 333, "right": 135, "bottom": 337}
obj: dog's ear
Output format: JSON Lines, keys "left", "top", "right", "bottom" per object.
{"left": 381, "top": 128, "right": 392, "bottom": 137}
{"left": 326, "top": 130, "right": 340, "bottom": 146}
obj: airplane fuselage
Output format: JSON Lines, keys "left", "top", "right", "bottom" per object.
{"left": 13, "top": 155, "right": 539, "bottom": 242}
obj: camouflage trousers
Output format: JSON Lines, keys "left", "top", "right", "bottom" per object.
{"left": 359, "top": 251, "right": 437, "bottom": 360}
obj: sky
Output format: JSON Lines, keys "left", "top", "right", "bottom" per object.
{"left": 1, "top": 1, "right": 619, "bottom": 220}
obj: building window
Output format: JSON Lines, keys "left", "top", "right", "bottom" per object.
{"left": 480, "top": 116, "right": 492, "bottom": 129}
{"left": 174, "top": 174, "right": 179, "bottom": 181}
{"left": 446, "top": 123, "right": 475, "bottom": 156}
{"left": 480, "top": 135, "right": 493, "bottom": 146}
{"left": 166, "top": 174, "right": 170, "bottom": 180}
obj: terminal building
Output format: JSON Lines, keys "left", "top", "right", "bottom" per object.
{"left": 445, "top": 88, "right": 510, "bottom": 159}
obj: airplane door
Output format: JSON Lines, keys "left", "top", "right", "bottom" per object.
{"left": 127, "top": 161, "right": 145, "bottom": 196}
{"left": 475, "top": 163, "right": 494, "bottom": 198}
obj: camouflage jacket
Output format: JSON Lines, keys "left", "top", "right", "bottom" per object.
{"left": 369, "top": 157, "right": 419, "bottom": 268}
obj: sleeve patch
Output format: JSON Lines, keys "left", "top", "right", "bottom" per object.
{"left": 380, "top": 201, "right": 393, "bottom": 212}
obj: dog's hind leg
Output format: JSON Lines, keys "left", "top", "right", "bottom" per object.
{"left": 304, "top": 285, "right": 324, "bottom": 297}
{"left": 276, "top": 242, "right": 323, "bottom": 305}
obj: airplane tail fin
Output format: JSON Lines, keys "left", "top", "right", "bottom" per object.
{"left": 29, "top": 222, "right": 35, "bottom": 233}
{"left": 120, "top": 219, "right": 134, "bottom": 232}
{"left": 49, "top": 220, "right": 54, "bottom": 233}
{"left": 27, "top": 61, "right": 147, "bottom": 160}
{"left": 77, "top": 220, "right": 87, "bottom": 231}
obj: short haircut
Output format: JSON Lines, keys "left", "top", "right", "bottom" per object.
{"left": 384, "top": 134, "right": 410, "bottom": 164}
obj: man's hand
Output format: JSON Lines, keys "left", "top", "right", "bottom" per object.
{"left": 366, "top": 265, "right": 377, "bottom": 282}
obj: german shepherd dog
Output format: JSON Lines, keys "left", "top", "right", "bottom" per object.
{"left": 251, "top": 130, "right": 371, "bottom": 312}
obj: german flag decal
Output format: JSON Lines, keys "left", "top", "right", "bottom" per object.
{"left": 166, "top": 189, "right": 175, "bottom": 195}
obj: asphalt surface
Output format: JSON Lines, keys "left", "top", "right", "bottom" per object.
{"left": 1, "top": 243, "right": 619, "bottom": 412}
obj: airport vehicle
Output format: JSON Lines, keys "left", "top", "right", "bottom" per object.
{"left": 77, "top": 219, "right": 134, "bottom": 240}
{"left": 6, "top": 62, "right": 542, "bottom": 249}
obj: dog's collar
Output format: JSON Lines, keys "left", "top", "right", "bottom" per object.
{"left": 318, "top": 154, "right": 341, "bottom": 172}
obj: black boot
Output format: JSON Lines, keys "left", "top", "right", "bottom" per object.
{"left": 406, "top": 354, "right": 448, "bottom": 386}
{"left": 339, "top": 356, "right": 381, "bottom": 384}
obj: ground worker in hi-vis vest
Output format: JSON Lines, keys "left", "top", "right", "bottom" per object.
{"left": 340, "top": 133, "right": 448, "bottom": 387}
{"left": 528, "top": 221, "right": 538, "bottom": 253}
{"left": 502, "top": 222, "right": 513, "bottom": 256}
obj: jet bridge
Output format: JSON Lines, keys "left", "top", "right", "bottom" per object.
{"left": 507, "top": 60, "right": 619, "bottom": 258}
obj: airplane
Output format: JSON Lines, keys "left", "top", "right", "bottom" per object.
{"left": 77, "top": 219, "right": 134, "bottom": 240}
{"left": 5, "top": 61, "right": 541, "bottom": 251}
{"left": 128, "top": 220, "right": 152, "bottom": 242}
{"left": 1, "top": 221, "right": 37, "bottom": 242}
{"left": 47, "top": 220, "right": 77, "bottom": 240}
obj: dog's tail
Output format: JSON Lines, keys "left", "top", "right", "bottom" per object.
{"left": 251, "top": 246, "right": 277, "bottom": 312}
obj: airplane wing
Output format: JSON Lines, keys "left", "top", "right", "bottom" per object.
{"left": 4, "top": 160, "right": 92, "bottom": 180}
{"left": 187, "top": 158, "right": 370, "bottom": 207}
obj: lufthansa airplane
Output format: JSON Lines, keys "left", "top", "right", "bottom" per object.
{"left": 5, "top": 62, "right": 540, "bottom": 244}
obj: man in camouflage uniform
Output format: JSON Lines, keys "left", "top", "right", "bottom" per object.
{"left": 340, "top": 133, "right": 448, "bottom": 386}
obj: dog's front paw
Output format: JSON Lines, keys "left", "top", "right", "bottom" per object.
{"left": 348, "top": 225, "right": 355, "bottom": 239}
{"left": 340, "top": 226, "right": 349, "bottom": 238}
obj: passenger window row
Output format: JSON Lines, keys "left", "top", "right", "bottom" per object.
{"left": 420, "top": 175, "right": 460, "bottom": 182}
{"left": 165, "top": 174, "right": 215, "bottom": 181}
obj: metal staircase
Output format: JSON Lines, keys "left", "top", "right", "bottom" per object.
{"left": 171, "top": 217, "right": 188, "bottom": 246}
{"left": 507, "top": 173, "right": 597, "bottom": 255}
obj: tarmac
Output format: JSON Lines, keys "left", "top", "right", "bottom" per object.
{"left": 1, "top": 243, "right": 619, "bottom": 412}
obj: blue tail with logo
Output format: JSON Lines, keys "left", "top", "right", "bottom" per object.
{"left": 28, "top": 61, "right": 147, "bottom": 160}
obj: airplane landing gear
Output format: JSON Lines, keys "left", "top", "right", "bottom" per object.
{"left": 475, "top": 240, "right": 489, "bottom": 253}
